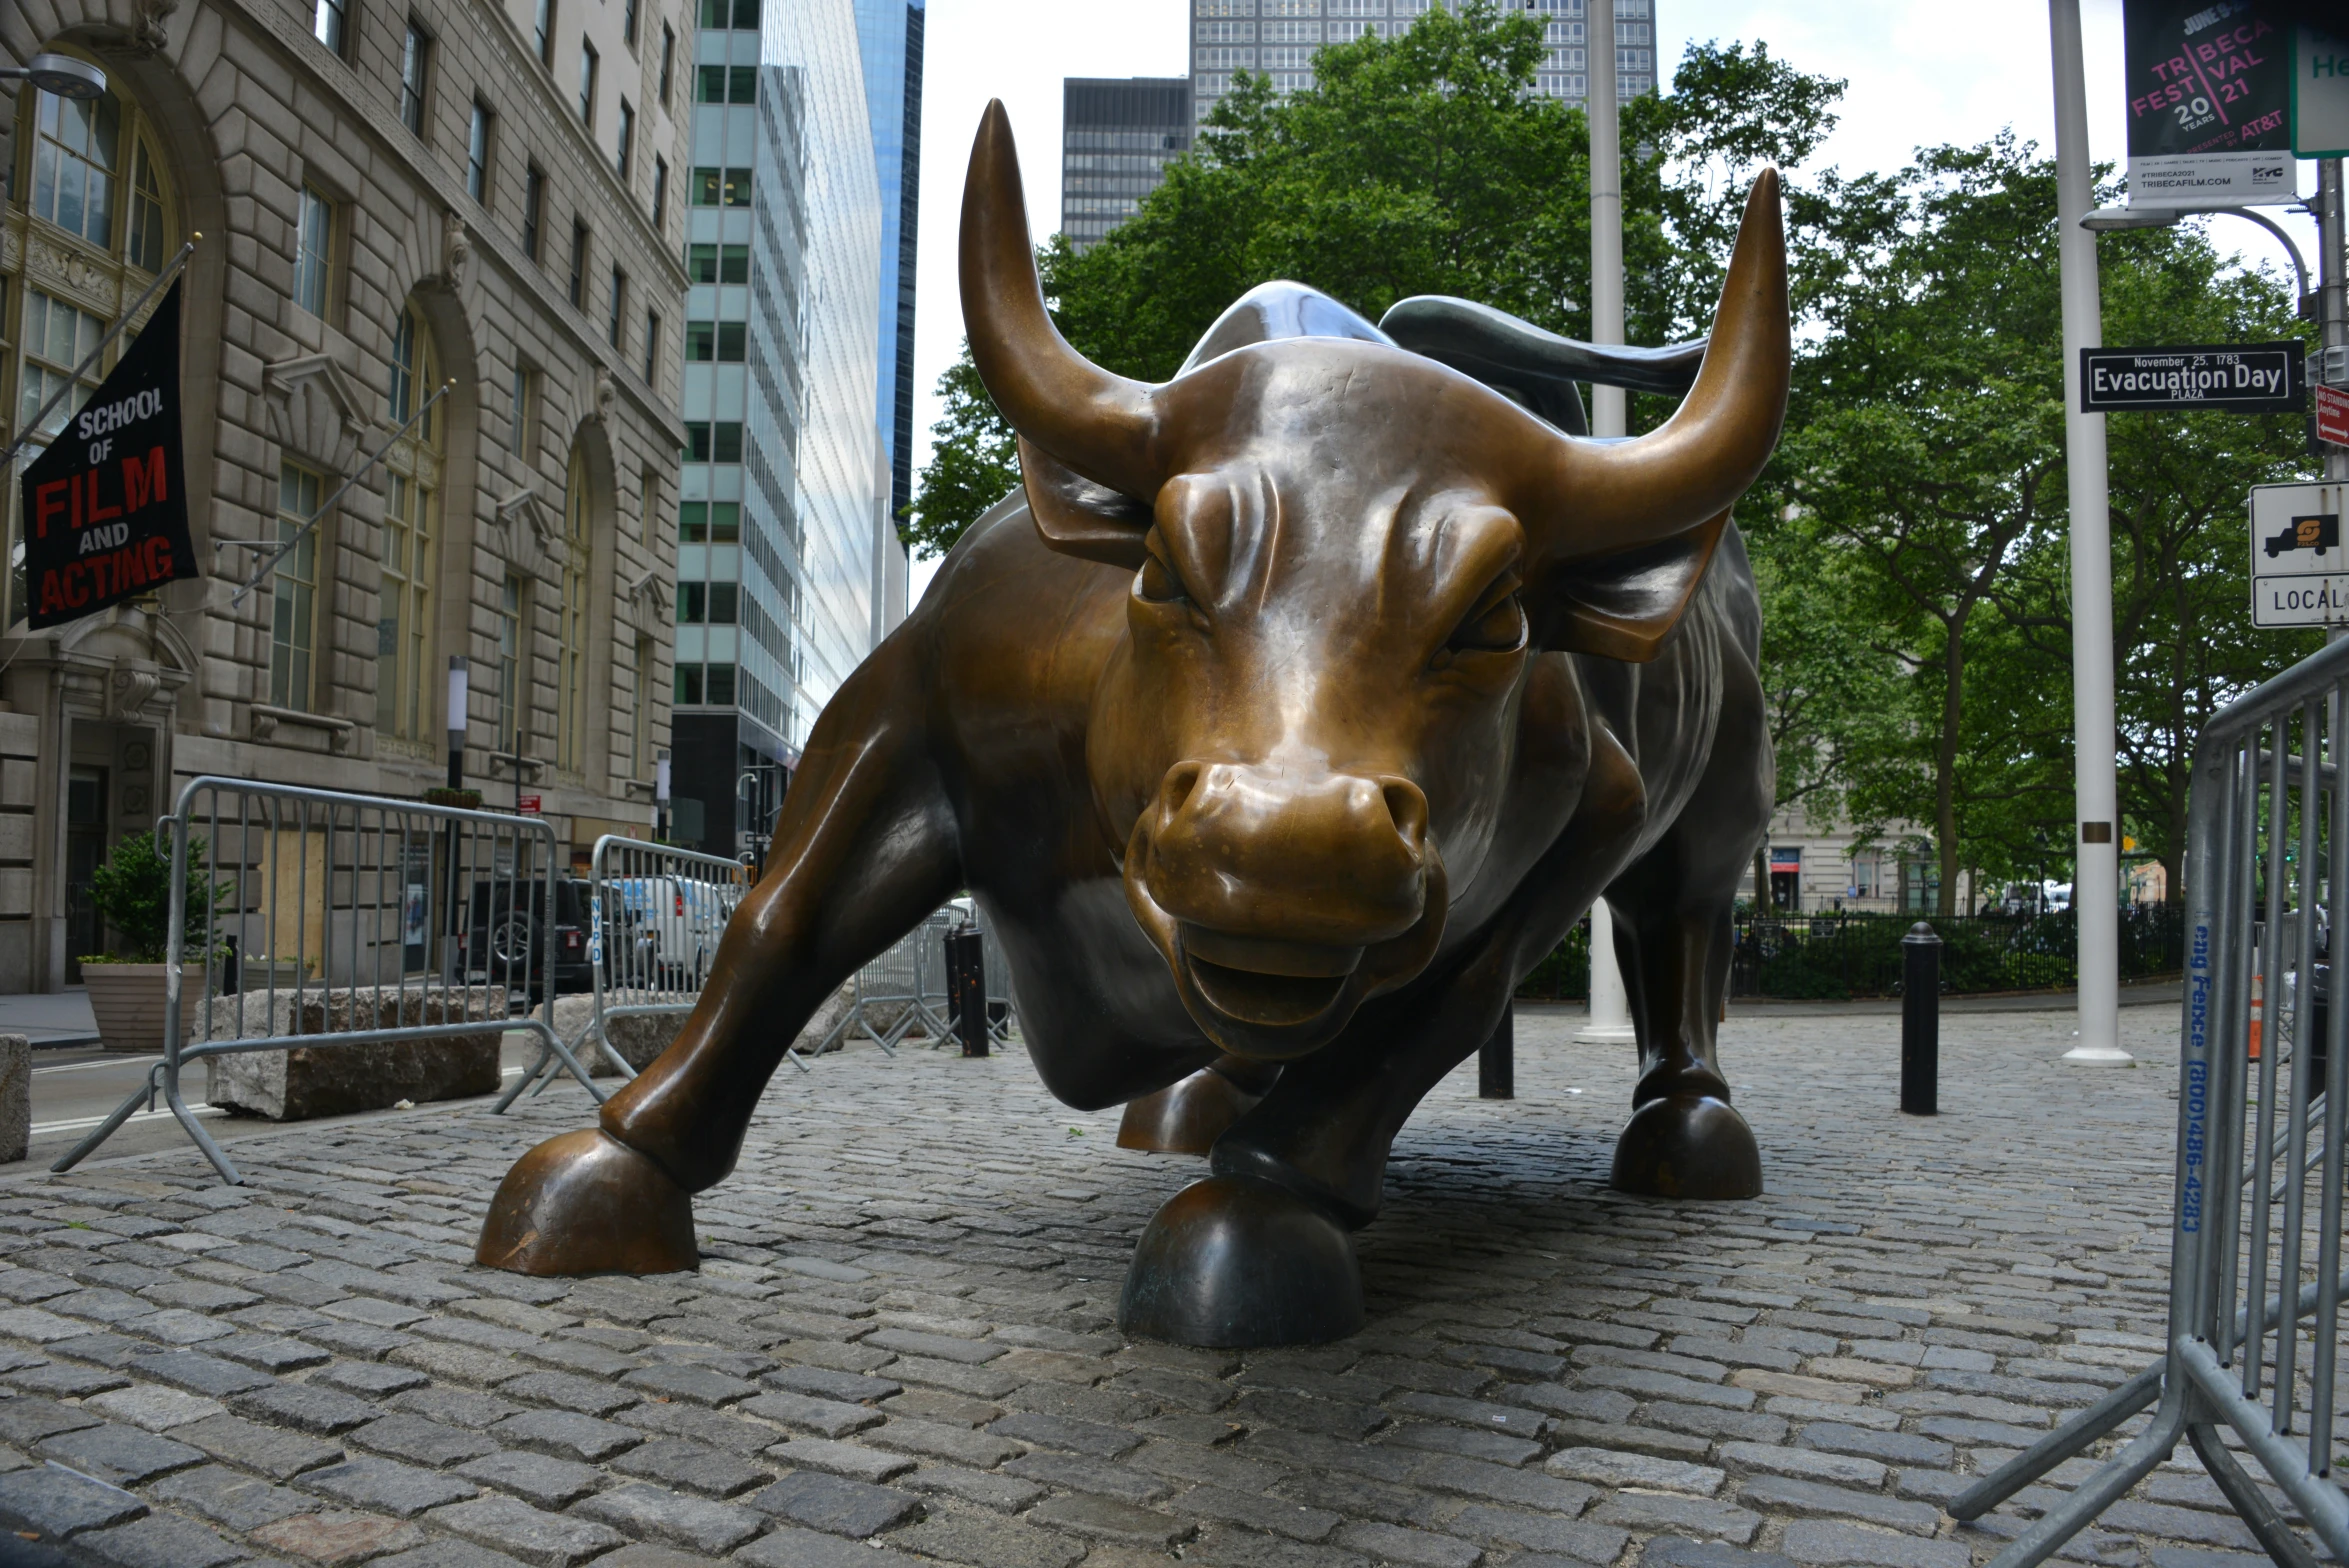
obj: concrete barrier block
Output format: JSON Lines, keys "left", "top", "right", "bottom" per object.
{"left": 0, "top": 1033, "right": 27, "bottom": 1163}
{"left": 202, "top": 988, "right": 505, "bottom": 1120}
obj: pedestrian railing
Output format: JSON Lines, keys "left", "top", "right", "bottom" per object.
{"left": 1951, "top": 641, "right": 2349, "bottom": 1568}
{"left": 817, "top": 910, "right": 956, "bottom": 1054}
{"left": 493, "top": 834, "right": 754, "bottom": 1110}
{"left": 52, "top": 777, "right": 604, "bottom": 1184}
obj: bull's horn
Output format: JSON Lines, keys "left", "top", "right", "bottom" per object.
{"left": 960, "top": 100, "right": 1162, "bottom": 499}
{"left": 1524, "top": 169, "right": 1789, "bottom": 554}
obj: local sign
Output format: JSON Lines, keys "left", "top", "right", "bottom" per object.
{"left": 2318, "top": 384, "right": 2349, "bottom": 450}
{"left": 2081, "top": 343, "right": 2305, "bottom": 414}
{"left": 2123, "top": 0, "right": 2296, "bottom": 208}
{"left": 2251, "top": 482, "right": 2349, "bottom": 627}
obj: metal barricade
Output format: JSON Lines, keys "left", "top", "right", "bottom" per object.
{"left": 818, "top": 910, "right": 955, "bottom": 1053}
{"left": 52, "top": 777, "right": 603, "bottom": 1184}
{"left": 1952, "top": 641, "right": 2349, "bottom": 1568}
{"left": 494, "top": 834, "right": 755, "bottom": 1109}
{"left": 974, "top": 908, "right": 1022, "bottom": 1044}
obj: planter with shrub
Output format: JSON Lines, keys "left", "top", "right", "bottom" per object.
{"left": 80, "top": 831, "right": 226, "bottom": 1054}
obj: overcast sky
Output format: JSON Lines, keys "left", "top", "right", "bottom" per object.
{"left": 902, "top": 0, "right": 2323, "bottom": 603}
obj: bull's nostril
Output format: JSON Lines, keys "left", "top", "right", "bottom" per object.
{"left": 1379, "top": 777, "right": 1429, "bottom": 853}
{"left": 1161, "top": 761, "right": 1206, "bottom": 819}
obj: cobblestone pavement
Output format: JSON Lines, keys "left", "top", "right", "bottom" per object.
{"left": 0, "top": 1000, "right": 2306, "bottom": 1568}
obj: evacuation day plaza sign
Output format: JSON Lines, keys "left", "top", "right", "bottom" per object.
{"left": 2251, "top": 481, "right": 2349, "bottom": 628}
{"left": 2081, "top": 343, "right": 2306, "bottom": 414}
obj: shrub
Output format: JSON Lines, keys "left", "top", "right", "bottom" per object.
{"left": 83, "top": 832, "right": 229, "bottom": 964}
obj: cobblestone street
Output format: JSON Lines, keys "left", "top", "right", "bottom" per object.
{"left": 0, "top": 1000, "right": 2295, "bottom": 1568}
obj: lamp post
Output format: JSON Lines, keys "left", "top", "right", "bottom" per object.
{"left": 442, "top": 657, "right": 468, "bottom": 987}
{"left": 2049, "top": 0, "right": 2130, "bottom": 1065}
{"left": 1577, "top": 0, "right": 1638, "bottom": 1048}
{"left": 655, "top": 749, "right": 671, "bottom": 844}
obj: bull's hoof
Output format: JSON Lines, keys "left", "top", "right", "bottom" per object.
{"left": 1610, "top": 1094, "right": 1763, "bottom": 1199}
{"left": 476, "top": 1129, "right": 699, "bottom": 1275}
{"left": 1120, "top": 1174, "right": 1363, "bottom": 1346}
{"left": 1117, "top": 1067, "right": 1262, "bottom": 1154}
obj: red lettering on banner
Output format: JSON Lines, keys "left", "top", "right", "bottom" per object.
{"left": 122, "top": 446, "right": 165, "bottom": 513}
{"left": 62, "top": 564, "right": 87, "bottom": 608}
{"left": 33, "top": 481, "right": 67, "bottom": 541}
{"left": 148, "top": 535, "right": 173, "bottom": 579}
{"left": 85, "top": 467, "right": 121, "bottom": 526}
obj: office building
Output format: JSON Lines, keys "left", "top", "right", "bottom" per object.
{"left": 0, "top": 0, "right": 690, "bottom": 989}
{"left": 855, "top": 0, "right": 926, "bottom": 532}
{"left": 1192, "top": 0, "right": 1657, "bottom": 125}
{"left": 671, "top": 0, "right": 892, "bottom": 858}
{"left": 1060, "top": 78, "right": 1192, "bottom": 252}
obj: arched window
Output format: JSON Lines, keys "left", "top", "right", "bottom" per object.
{"left": 3, "top": 68, "right": 179, "bottom": 623}
{"left": 378, "top": 306, "right": 441, "bottom": 743}
{"left": 557, "top": 443, "right": 592, "bottom": 770}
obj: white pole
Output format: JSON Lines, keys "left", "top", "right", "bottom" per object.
{"left": 2051, "top": 0, "right": 2130, "bottom": 1065}
{"left": 1578, "top": 0, "right": 1637, "bottom": 1047}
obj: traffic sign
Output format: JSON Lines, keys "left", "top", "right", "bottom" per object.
{"left": 2082, "top": 344, "right": 2305, "bottom": 414}
{"left": 2320, "top": 384, "right": 2349, "bottom": 450}
{"left": 2291, "top": 24, "right": 2349, "bottom": 157}
{"left": 517, "top": 792, "right": 542, "bottom": 816}
{"left": 2251, "top": 482, "right": 2349, "bottom": 627}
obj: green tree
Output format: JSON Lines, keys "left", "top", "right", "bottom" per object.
{"left": 905, "top": 9, "right": 1846, "bottom": 551}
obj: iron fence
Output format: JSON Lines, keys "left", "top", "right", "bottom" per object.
{"left": 52, "top": 777, "right": 602, "bottom": 1183}
{"left": 1947, "top": 628, "right": 2349, "bottom": 1568}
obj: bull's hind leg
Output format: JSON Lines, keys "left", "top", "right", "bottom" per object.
{"left": 479, "top": 643, "right": 960, "bottom": 1275}
{"left": 1605, "top": 663, "right": 1770, "bottom": 1200}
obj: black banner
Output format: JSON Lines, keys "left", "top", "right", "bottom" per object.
{"left": 20, "top": 280, "right": 195, "bottom": 629}
{"left": 2080, "top": 342, "right": 2306, "bottom": 413}
{"left": 2125, "top": 0, "right": 2292, "bottom": 158}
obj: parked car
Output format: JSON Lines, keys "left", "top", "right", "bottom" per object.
{"left": 609, "top": 875, "right": 743, "bottom": 989}
{"left": 467, "top": 876, "right": 607, "bottom": 1001}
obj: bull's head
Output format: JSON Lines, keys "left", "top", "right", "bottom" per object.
{"left": 960, "top": 103, "right": 1788, "bottom": 1062}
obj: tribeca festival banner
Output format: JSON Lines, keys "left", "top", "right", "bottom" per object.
{"left": 2124, "top": 0, "right": 2296, "bottom": 208}
{"left": 19, "top": 280, "right": 196, "bottom": 629}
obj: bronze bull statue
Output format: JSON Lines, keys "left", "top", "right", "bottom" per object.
{"left": 479, "top": 102, "right": 1789, "bottom": 1347}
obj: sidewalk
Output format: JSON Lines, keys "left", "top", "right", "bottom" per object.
{"left": 0, "top": 987, "right": 100, "bottom": 1048}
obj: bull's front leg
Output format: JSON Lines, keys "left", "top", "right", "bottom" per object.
{"left": 477, "top": 641, "right": 961, "bottom": 1275}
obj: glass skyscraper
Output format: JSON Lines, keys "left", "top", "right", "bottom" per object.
{"left": 1060, "top": 78, "right": 1193, "bottom": 253}
{"left": 672, "top": 0, "right": 885, "bottom": 856}
{"left": 1191, "top": 0, "right": 1657, "bottom": 124}
{"left": 853, "top": 0, "right": 926, "bottom": 530}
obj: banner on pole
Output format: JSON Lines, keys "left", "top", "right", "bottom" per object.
{"left": 2123, "top": 0, "right": 2296, "bottom": 209}
{"left": 18, "top": 281, "right": 195, "bottom": 629}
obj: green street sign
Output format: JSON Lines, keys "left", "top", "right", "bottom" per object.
{"left": 2293, "top": 23, "right": 2349, "bottom": 157}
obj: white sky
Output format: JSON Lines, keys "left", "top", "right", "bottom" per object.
{"left": 903, "top": 0, "right": 2325, "bottom": 603}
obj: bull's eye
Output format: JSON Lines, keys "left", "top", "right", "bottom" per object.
{"left": 1137, "top": 548, "right": 1188, "bottom": 605}
{"left": 1445, "top": 579, "right": 1527, "bottom": 657}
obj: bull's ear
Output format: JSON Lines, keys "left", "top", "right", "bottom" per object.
{"left": 1020, "top": 436, "right": 1153, "bottom": 570}
{"left": 1531, "top": 512, "right": 1729, "bottom": 662}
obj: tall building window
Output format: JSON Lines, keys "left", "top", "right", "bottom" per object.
{"left": 379, "top": 306, "right": 440, "bottom": 740}
{"left": 534, "top": 0, "right": 555, "bottom": 64}
{"left": 659, "top": 24, "right": 676, "bottom": 105}
{"left": 697, "top": 66, "right": 757, "bottom": 104}
{"left": 557, "top": 445, "right": 592, "bottom": 771}
{"left": 639, "top": 469, "right": 658, "bottom": 540}
{"left": 4, "top": 80, "right": 179, "bottom": 626}
{"left": 398, "top": 22, "right": 431, "bottom": 136}
{"left": 700, "top": 0, "right": 758, "bottom": 27}
{"left": 684, "top": 321, "right": 744, "bottom": 361}
{"left": 651, "top": 157, "right": 669, "bottom": 228}
{"left": 616, "top": 100, "right": 634, "bottom": 179}
{"left": 314, "top": 0, "right": 348, "bottom": 54}
{"left": 294, "top": 185, "right": 333, "bottom": 318}
{"left": 622, "top": 0, "right": 640, "bottom": 47}
{"left": 271, "top": 464, "right": 324, "bottom": 712}
{"left": 642, "top": 309, "right": 660, "bottom": 381}
{"left": 466, "top": 102, "right": 493, "bottom": 202}
{"left": 686, "top": 243, "right": 749, "bottom": 283}
{"left": 510, "top": 364, "right": 539, "bottom": 459}
{"left": 578, "top": 41, "right": 598, "bottom": 126}
{"left": 606, "top": 267, "right": 626, "bottom": 347}
{"left": 497, "top": 574, "right": 528, "bottom": 753}
{"left": 567, "top": 220, "right": 588, "bottom": 307}
{"left": 521, "top": 165, "right": 545, "bottom": 260}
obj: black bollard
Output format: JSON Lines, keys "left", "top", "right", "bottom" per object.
{"left": 947, "top": 928, "right": 989, "bottom": 1057}
{"left": 1900, "top": 921, "right": 1940, "bottom": 1115}
{"left": 1479, "top": 1002, "right": 1514, "bottom": 1099}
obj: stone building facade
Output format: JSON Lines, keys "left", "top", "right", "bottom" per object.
{"left": 0, "top": 0, "right": 691, "bottom": 991}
